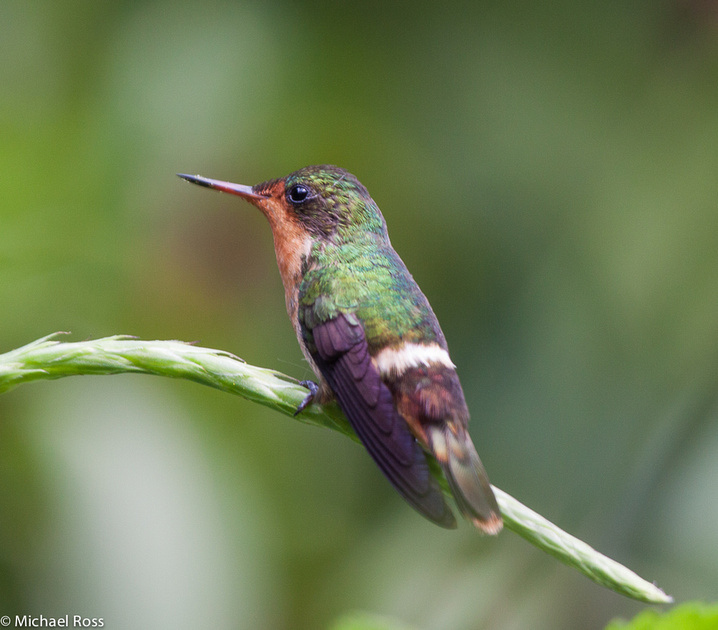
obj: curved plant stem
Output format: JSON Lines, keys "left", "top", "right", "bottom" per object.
{"left": 0, "top": 333, "right": 672, "bottom": 604}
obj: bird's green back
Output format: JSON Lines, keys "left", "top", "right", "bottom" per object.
{"left": 298, "top": 228, "right": 447, "bottom": 355}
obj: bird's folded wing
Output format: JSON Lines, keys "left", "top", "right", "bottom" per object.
{"left": 310, "top": 313, "right": 455, "bottom": 528}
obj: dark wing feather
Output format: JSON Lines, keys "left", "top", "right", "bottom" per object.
{"left": 311, "top": 313, "right": 456, "bottom": 528}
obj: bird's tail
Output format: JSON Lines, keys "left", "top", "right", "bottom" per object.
{"left": 427, "top": 424, "right": 503, "bottom": 535}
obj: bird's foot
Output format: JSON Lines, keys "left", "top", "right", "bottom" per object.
{"left": 294, "top": 380, "right": 319, "bottom": 416}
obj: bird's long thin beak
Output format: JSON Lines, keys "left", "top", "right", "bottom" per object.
{"left": 177, "top": 173, "right": 268, "bottom": 200}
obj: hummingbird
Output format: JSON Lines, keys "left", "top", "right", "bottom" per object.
{"left": 178, "top": 165, "right": 502, "bottom": 534}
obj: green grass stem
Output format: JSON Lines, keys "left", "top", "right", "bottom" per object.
{"left": 0, "top": 333, "right": 672, "bottom": 604}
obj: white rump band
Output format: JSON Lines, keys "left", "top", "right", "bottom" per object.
{"left": 374, "top": 342, "right": 455, "bottom": 376}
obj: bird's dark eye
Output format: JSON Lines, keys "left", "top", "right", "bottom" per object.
{"left": 287, "top": 184, "right": 310, "bottom": 204}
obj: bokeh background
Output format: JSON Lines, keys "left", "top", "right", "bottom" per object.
{"left": 2, "top": 1, "right": 718, "bottom": 628}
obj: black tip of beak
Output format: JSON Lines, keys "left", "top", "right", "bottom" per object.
{"left": 177, "top": 173, "right": 213, "bottom": 189}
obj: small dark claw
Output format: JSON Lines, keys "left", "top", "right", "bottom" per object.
{"left": 294, "top": 380, "right": 319, "bottom": 416}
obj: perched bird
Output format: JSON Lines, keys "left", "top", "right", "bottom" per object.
{"left": 178, "top": 165, "right": 502, "bottom": 533}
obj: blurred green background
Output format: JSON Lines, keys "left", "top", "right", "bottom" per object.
{"left": 2, "top": 1, "right": 718, "bottom": 628}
